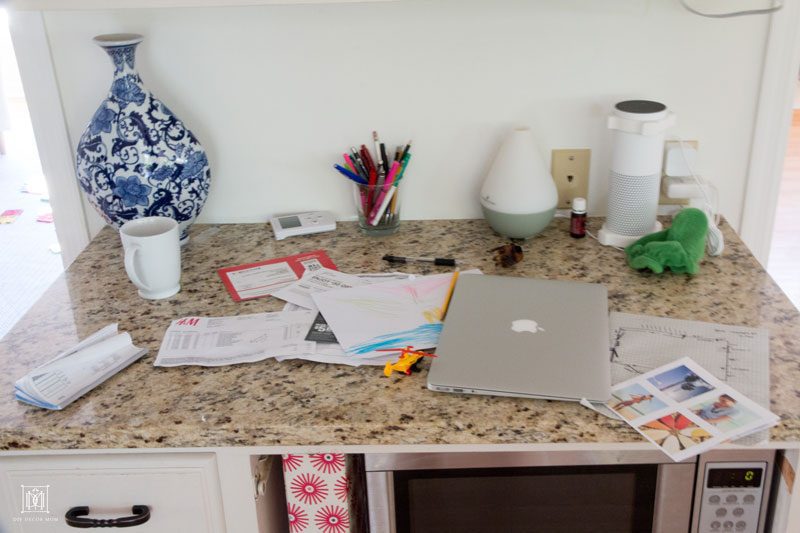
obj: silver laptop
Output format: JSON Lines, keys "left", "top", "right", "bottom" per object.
{"left": 428, "top": 274, "right": 611, "bottom": 402}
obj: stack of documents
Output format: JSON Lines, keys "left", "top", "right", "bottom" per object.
{"left": 155, "top": 267, "right": 470, "bottom": 368}
{"left": 15, "top": 324, "right": 147, "bottom": 410}
{"left": 155, "top": 311, "right": 322, "bottom": 367}
{"left": 311, "top": 270, "right": 474, "bottom": 360}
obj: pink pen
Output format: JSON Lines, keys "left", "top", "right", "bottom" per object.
{"left": 343, "top": 153, "right": 358, "bottom": 175}
{"left": 368, "top": 161, "right": 401, "bottom": 224}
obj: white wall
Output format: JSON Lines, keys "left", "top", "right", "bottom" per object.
{"left": 40, "top": 0, "right": 769, "bottom": 232}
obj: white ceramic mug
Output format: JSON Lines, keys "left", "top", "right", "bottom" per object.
{"left": 119, "top": 217, "right": 181, "bottom": 300}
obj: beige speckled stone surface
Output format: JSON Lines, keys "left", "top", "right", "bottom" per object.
{"left": 0, "top": 218, "right": 798, "bottom": 451}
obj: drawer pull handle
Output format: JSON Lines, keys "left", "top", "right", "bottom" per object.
{"left": 65, "top": 505, "right": 150, "bottom": 528}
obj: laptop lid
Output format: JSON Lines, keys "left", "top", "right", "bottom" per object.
{"left": 427, "top": 274, "right": 611, "bottom": 402}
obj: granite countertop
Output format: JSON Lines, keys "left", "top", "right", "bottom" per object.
{"left": 0, "top": 218, "right": 798, "bottom": 451}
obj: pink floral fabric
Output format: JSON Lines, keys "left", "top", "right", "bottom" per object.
{"left": 283, "top": 453, "right": 350, "bottom": 533}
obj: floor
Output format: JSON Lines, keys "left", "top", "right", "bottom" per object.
{"left": 768, "top": 109, "right": 800, "bottom": 309}
{"left": 0, "top": 97, "right": 64, "bottom": 341}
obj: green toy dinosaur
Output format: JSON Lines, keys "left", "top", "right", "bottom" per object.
{"left": 625, "top": 208, "right": 709, "bottom": 274}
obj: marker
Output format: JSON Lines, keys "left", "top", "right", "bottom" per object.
{"left": 359, "top": 145, "right": 378, "bottom": 210}
{"left": 342, "top": 153, "right": 358, "bottom": 174}
{"left": 372, "top": 131, "right": 384, "bottom": 174}
{"left": 380, "top": 142, "right": 389, "bottom": 176}
{"left": 333, "top": 164, "right": 368, "bottom": 184}
{"left": 367, "top": 161, "right": 401, "bottom": 224}
{"left": 343, "top": 153, "right": 361, "bottom": 177}
{"left": 399, "top": 140, "right": 412, "bottom": 161}
{"left": 394, "top": 152, "right": 412, "bottom": 184}
{"left": 369, "top": 186, "right": 397, "bottom": 226}
{"left": 382, "top": 255, "right": 457, "bottom": 267}
{"left": 349, "top": 147, "right": 369, "bottom": 177}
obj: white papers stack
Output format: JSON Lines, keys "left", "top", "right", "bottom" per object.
{"left": 155, "top": 268, "right": 461, "bottom": 367}
{"left": 271, "top": 268, "right": 367, "bottom": 312}
{"left": 15, "top": 324, "right": 147, "bottom": 410}
{"left": 155, "top": 311, "right": 317, "bottom": 367}
{"left": 155, "top": 311, "right": 377, "bottom": 367}
{"left": 312, "top": 270, "right": 480, "bottom": 360}
{"left": 272, "top": 269, "right": 416, "bottom": 366}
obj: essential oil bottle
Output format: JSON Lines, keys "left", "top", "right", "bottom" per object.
{"left": 570, "top": 197, "right": 587, "bottom": 238}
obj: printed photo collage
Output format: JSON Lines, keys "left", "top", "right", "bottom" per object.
{"left": 606, "top": 357, "right": 779, "bottom": 462}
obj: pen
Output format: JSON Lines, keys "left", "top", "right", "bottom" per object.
{"left": 360, "top": 145, "right": 378, "bottom": 210}
{"left": 380, "top": 142, "right": 389, "bottom": 175}
{"left": 382, "top": 255, "right": 458, "bottom": 266}
{"left": 394, "top": 152, "right": 412, "bottom": 184}
{"left": 343, "top": 153, "right": 358, "bottom": 175}
{"left": 350, "top": 147, "right": 369, "bottom": 177}
{"left": 367, "top": 161, "right": 401, "bottom": 224}
{"left": 369, "top": 186, "right": 397, "bottom": 226}
{"left": 360, "top": 144, "right": 376, "bottom": 175}
{"left": 333, "top": 164, "right": 368, "bottom": 185}
{"left": 388, "top": 151, "right": 410, "bottom": 220}
{"left": 373, "top": 131, "right": 384, "bottom": 174}
{"left": 399, "top": 140, "right": 412, "bottom": 161}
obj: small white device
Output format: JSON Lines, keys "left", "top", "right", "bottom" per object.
{"left": 664, "top": 141, "right": 698, "bottom": 177}
{"left": 269, "top": 211, "right": 336, "bottom": 240}
{"left": 599, "top": 100, "right": 675, "bottom": 248}
{"left": 694, "top": 460, "right": 771, "bottom": 533}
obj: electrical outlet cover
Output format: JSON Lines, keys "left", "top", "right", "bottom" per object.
{"left": 551, "top": 149, "right": 590, "bottom": 209}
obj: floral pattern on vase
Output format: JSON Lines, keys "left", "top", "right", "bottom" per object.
{"left": 75, "top": 34, "right": 210, "bottom": 244}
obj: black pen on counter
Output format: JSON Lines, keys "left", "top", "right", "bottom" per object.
{"left": 383, "top": 254, "right": 458, "bottom": 267}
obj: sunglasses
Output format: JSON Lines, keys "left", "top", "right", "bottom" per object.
{"left": 490, "top": 243, "right": 524, "bottom": 268}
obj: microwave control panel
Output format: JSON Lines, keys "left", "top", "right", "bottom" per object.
{"left": 697, "top": 461, "right": 767, "bottom": 533}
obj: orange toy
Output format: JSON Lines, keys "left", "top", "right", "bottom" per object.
{"left": 378, "top": 346, "right": 437, "bottom": 377}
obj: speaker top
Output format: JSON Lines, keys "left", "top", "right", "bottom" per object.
{"left": 615, "top": 100, "right": 667, "bottom": 115}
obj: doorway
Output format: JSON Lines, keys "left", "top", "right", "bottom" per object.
{"left": 0, "top": 8, "right": 64, "bottom": 340}
{"left": 767, "top": 86, "right": 800, "bottom": 309}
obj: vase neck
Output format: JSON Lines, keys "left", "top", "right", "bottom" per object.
{"left": 93, "top": 34, "right": 144, "bottom": 79}
{"left": 104, "top": 43, "right": 140, "bottom": 78}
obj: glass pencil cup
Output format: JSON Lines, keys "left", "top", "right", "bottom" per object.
{"left": 353, "top": 182, "right": 402, "bottom": 236}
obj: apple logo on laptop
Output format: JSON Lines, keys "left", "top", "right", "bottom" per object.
{"left": 511, "top": 319, "right": 545, "bottom": 334}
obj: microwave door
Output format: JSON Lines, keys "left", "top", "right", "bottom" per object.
{"left": 365, "top": 451, "right": 696, "bottom": 533}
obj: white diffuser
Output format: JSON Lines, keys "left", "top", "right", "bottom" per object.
{"left": 480, "top": 127, "right": 558, "bottom": 239}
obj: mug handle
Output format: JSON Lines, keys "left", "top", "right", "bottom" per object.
{"left": 124, "top": 244, "right": 152, "bottom": 292}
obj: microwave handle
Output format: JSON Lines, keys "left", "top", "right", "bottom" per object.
{"left": 652, "top": 462, "right": 696, "bottom": 533}
{"left": 366, "top": 471, "right": 396, "bottom": 533}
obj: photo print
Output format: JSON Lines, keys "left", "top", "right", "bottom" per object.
{"left": 609, "top": 383, "right": 668, "bottom": 421}
{"left": 690, "top": 394, "right": 760, "bottom": 433}
{"left": 638, "top": 412, "right": 712, "bottom": 455}
{"left": 647, "top": 364, "right": 714, "bottom": 402}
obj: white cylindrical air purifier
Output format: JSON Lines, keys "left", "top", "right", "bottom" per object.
{"left": 598, "top": 100, "right": 675, "bottom": 248}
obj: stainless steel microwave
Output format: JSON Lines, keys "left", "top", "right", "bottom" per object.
{"left": 365, "top": 449, "right": 775, "bottom": 533}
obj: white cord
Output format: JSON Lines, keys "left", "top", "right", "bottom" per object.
{"left": 669, "top": 136, "right": 725, "bottom": 256}
{"left": 679, "top": 0, "right": 783, "bottom": 18}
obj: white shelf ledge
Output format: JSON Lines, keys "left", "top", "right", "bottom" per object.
{"left": 11, "top": 0, "right": 395, "bottom": 10}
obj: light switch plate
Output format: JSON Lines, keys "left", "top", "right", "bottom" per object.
{"left": 551, "top": 149, "right": 590, "bottom": 209}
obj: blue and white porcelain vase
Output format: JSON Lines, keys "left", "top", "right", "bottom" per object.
{"left": 75, "top": 33, "right": 210, "bottom": 244}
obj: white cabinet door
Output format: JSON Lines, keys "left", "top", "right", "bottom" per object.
{"left": 0, "top": 453, "right": 227, "bottom": 533}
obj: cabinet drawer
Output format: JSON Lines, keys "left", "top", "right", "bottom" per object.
{"left": 0, "top": 453, "right": 226, "bottom": 533}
